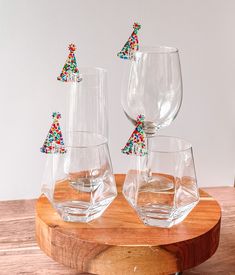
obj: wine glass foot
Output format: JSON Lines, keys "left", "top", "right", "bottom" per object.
{"left": 143, "top": 174, "right": 174, "bottom": 191}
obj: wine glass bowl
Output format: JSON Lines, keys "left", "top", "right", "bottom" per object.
{"left": 122, "top": 46, "right": 183, "bottom": 136}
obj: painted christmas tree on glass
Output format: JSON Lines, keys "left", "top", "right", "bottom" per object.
{"left": 121, "top": 114, "right": 147, "bottom": 156}
{"left": 57, "top": 43, "right": 82, "bottom": 82}
{"left": 117, "top": 23, "right": 141, "bottom": 60}
{"left": 40, "top": 112, "right": 66, "bottom": 154}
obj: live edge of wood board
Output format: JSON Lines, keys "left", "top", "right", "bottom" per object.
{"left": 35, "top": 174, "right": 221, "bottom": 275}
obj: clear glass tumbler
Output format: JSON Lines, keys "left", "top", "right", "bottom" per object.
{"left": 123, "top": 136, "right": 199, "bottom": 228}
{"left": 65, "top": 67, "right": 108, "bottom": 144}
{"left": 42, "top": 132, "right": 117, "bottom": 222}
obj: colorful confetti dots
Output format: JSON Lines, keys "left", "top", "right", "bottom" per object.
{"left": 121, "top": 114, "right": 147, "bottom": 156}
{"left": 57, "top": 43, "right": 82, "bottom": 83}
{"left": 117, "top": 23, "right": 141, "bottom": 60}
{"left": 40, "top": 112, "right": 66, "bottom": 154}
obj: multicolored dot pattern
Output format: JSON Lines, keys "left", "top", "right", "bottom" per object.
{"left": 57, "top": 43, "right": 82, "bottom": 82}
{"left": 117, "top": 23, "right": 141, "bottom": 60}
{"left": 40, "top": 112, "right": 66, "bottom": 154}
{"left": 121, "top": 114, "right": 147, "bottom": 156}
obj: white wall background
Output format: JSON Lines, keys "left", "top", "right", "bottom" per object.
{"left": 0, "top": 0, "right": 234, "bottom": 200}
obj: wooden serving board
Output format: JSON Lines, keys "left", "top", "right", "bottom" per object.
{"left": 35, "top": 174, "right": 221, "bottom": 275}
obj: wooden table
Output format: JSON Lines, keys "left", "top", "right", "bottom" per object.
{"left": 0, "top": 180, "right": 234, "bottom": 274}
{"left": 36, "top": 174, "right": 221, "bottom": 274}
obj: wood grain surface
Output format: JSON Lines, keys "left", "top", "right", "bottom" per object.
{"left": 0, "top": 178, "right": 234, "bottom": 274}
{"left": 35, "top": 174, "right": 221, "bottom": 274}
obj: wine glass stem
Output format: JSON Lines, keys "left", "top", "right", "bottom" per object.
{"left": 145, "top": 137, "right": 152, "bottom": 179}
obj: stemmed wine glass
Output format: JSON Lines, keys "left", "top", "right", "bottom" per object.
{"left": 122, "top": 46, "right": 183, "bottom": 190}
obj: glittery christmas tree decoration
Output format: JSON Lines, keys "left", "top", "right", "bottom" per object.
{"left": 121, "top": 114, "right": 147, "bottom": 156}
{"left": 57, "top": 43, "right": 82, "bottom": 82}
{"left": 117, "top": 23, "right": 141, "bottom": 60}
{"left": 40, "top": 112, "right": 66, "bottom": 154}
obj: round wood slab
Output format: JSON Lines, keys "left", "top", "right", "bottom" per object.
{"left": 35, "top": 174, "right": 221, "bottom": 275}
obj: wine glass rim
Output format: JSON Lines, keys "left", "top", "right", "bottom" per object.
{"left": 148, "top": 135, "right": 192, "bottom": 153}
{"left": 137, "top": 45, "right": 179, "bottom": 54}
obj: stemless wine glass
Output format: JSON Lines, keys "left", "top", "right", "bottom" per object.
{"left": 123, "top": 136, "right": 199, "bottom": 228}
{"left": 122, "top": 46, "right": 183, "bottom": 190}
{"left": 41, "top": 132, "right": 117, "bottom": 223}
